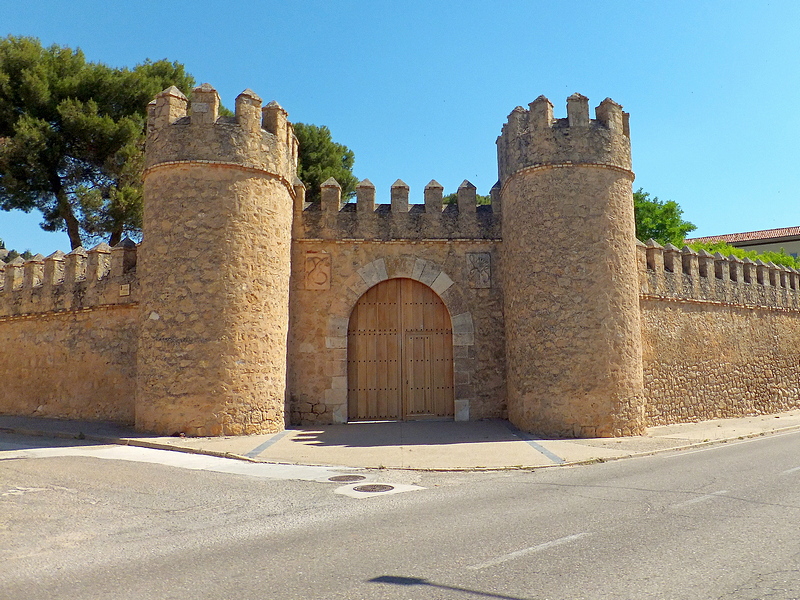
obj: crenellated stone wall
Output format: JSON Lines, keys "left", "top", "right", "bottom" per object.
{"left": 0, "top": 241, "right": 139, "bottom": 422}
{"left": 298, "top": 177, "right": 501, "bottom": 241}
{"left": 2, "top": 87, "right": 800, "bottom": 438}
{"left": 0, "top": 241, "right": 138, "bottom": 316}
{"left": 639, "top": 240, "right": 800, "bottom": 425}
{"left": 289, "top": 175, "right": 504, "bottom": 424}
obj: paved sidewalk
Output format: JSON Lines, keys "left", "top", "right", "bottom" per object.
{"left": 3, "top": 410, "right": 800, "bottom": 471}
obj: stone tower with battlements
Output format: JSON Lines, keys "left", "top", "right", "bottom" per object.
{"left": 136, "top": 84, "right": 298, "bottom": 436}
{"left": 497, "top": 94, "right": 645, "bottom": 437}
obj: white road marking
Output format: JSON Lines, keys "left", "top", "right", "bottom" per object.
{"left": 0, "top": 445, "right": 354, "bottom": 483}
{"left": 466, "top": 532, "right": 591, "bottom": 570}
{"left": 781, "top": 466, "right": 800, "bottom": 475}
{"left": 1, "top": 486, "right": 48, "bottom": 497}
{"left": 672, "top": 490, "right": 728, "bottom": 508}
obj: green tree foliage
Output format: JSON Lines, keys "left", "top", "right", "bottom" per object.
{"left": 442, "top": 192, "right": 492, "bottom": 206}
{"left": 2, "top": 249, "right": 32, "bottom": 262}
{"left": 0, "top": 238, "right": 32, "bottom": 262}
{"left": 0, "top": 36, "right": 194, "bottom": 249}
{"left": 633, "top": 188, "right": 696, "bottom": 246}
{"left": 293, "top": 123, "right": 358, "bottom": 203}
{"left": 688, "top": 241, "right": 800, "bottom": 269}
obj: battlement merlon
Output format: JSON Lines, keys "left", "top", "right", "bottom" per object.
{"left": 497, "top": 94, "right": 632, "bottom": 184}
{"left": 144, "top": 84, "right": 297, "bottom": 186}
{"left": 0, "top": 241, "right": 138, "bottom": 317}
{"left": 639, "top": 240, "right": 800, "bottom": 309}
{"left": 304, "top": 178, "right": 497, "bottom": 215}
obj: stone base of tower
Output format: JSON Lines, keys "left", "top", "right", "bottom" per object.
{"left": 507, "top": 390, "right": 646, "bottom": 438}
{"left": 135, "top": 396, "right": 285, "bottom": 437}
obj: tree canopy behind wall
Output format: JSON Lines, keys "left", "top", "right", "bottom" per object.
{"left": 293, "top": 122, "right": 358, "bottom": 204}
{"left": 0, "top": 36, "right": 195, "bottom": 249}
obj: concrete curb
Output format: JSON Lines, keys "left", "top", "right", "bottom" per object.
{"left": 545, "top": 423, "right": 800, "bottom": 472}
{"left": 0, "top": 426, "right": 267, "bottom": 465}
{"left": 5, "top": 420, "right": 800, "bottom": 472}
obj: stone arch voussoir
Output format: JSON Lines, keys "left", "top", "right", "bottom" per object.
{"left": 325, "top": 255, "right": 475, "bottom": 422}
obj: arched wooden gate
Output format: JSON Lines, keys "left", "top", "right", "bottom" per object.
{"left": 347, "top": 278, "right": 454, "bottom": 421}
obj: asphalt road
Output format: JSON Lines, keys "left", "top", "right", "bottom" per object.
{"left": 1, "top": 430, "right": 800, "bottom": 599}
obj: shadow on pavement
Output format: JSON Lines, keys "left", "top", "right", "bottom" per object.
{"left": 0, "top": 415, "right": 152, "bottom": 452}
{"left": 289, "top": 419, "right": 536, "bottom": 448}
{"left": 0, "top": 431, "right": 103, "bottom": 452}
{"left": 369, "top": 575, "right": 535, "bottom": 599}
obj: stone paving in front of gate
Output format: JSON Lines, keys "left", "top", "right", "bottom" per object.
{"left": 5, "top": 411, "right": 800, "bottom": 471}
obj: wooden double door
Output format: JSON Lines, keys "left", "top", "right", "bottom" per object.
{"left": 347, "top": 278, "right": 455, "bottom": 421}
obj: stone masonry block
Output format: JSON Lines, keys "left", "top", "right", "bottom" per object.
{"left": 453, "top": 345, "right": 470, "bottom": 358}
{"left": 332, "top": 404, "right": 348, "bottom": 424}
{"left": 455, "top": 370, "right": 471, "bottom": 385}
{"left": 325, "top": 359, "right": 347, "bottom": 377}
{"left": 325, "top": 336, "right": 347, "bottom": 349}
{"left": 373, "top": 258, "right": 388, "bottom": 282}
{"left": 431, "top": 271, "right": 454, "bottom": 295}
{"left": 412, "top": 259, "right": 427, "bottom": 281}
{"left": 455, "top": 383, "right": 473, "bottom": 400}
{"left": 330, "top": 294, "right": 356, "bottom": 321}
{"left": 330, "top": 376, "right": 347, "bottom": 390}
{"left": 454, "top": 356, "right": 473, "bottom": 373}
{"left": 330, "top": 348, "right": 348, "bottom": 361}
{"left": 344, "top": 272, "right": 370, "bottom": 297}
{"left": 324, "top": 387, "right": 347, "bottom": 404}
{"left": 328, "top": 316, "right": 349, "bottom": 337}
{"left": 455, "top": 399, "right": 470, "bottom": 422}
{"left": 453, "top": 331, "right": 475, "bottom": 346}
{"left": 419, "top": 261, "right": 441, "bottom": 287}
{"left": 451, "top": 312, "right": 474, "bottom": 334}
{"left": 439, "top": 287, "right": 467, "bottom": 316}
{"left": 358, "top": 261, "right": 382, "bottom": 288}
{"left": 388, "top": 255, "right": 416, "bottom": 279}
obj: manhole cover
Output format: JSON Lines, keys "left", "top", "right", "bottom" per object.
{"left": 353, "top": 484, "right": 395, "bottom": 493}
{"left": 328, "top": 475, "right": 366, "bottom": 483}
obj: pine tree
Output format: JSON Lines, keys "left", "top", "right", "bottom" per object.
{"left": 0, "top": 36, "right": 194, "bottom": 248}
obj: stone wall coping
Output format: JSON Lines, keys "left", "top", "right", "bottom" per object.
{"left": 499, "top": 161, "right": 635, "bottom": 196}
{"left": 0, "top": 301, "right": 138, "bottom": 323}
{"left": 640, "top": 240, "right": 800, "bottom": 310}
{"left": 0, "top": 241, "right": 138, "bottom": 317}
{"left": 295, "top": 238, "right": 502, "bottom": 244}
{"left": 142, "top": 160, "right": 296, "bottom": 197}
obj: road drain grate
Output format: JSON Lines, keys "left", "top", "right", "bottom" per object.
{"left": 353, "top": 484, "right": 395, "bottom": 493}
{"left": 328, "top": 475, "right": 366, "bottom": 483}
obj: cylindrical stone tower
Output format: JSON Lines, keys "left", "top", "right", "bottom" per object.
{"left": 137, "top": 84, "right": 298, "bottom": 436}
{"left": 498, "top": 94, "right": 644, "bottom": 437}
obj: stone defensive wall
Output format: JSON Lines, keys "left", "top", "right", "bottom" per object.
{"left": 0, "top": 241, "right": 139, "bottom": 423}
{"left": 296, "top": 177, "right": 501, "bottom": 241}
{"left": 289, "top": 176, "right": 504, "bottom": 425}
{"left": 639, "top": 240, "right": 800, "bottom": 425}
{"left": 3, "top": 84, "right": 800, "bottom": 438}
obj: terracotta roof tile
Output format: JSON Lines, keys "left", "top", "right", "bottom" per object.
{"left": 686, "top": 226, "right": 800, "bottom": 244}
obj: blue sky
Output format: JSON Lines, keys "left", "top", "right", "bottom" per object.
{"left": 2, "top": 0, "right": 800, "bottom": 254}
